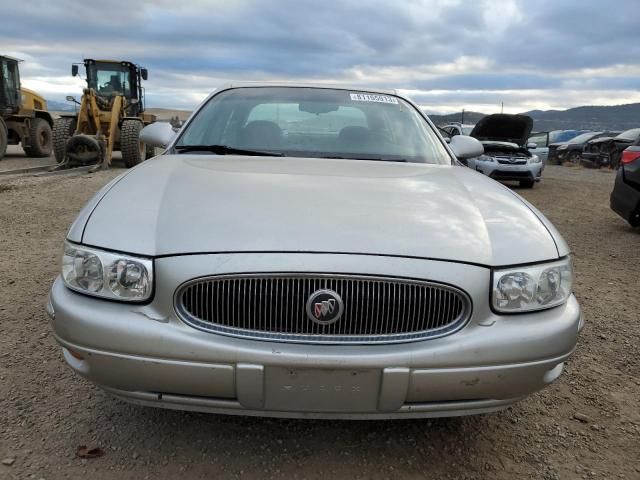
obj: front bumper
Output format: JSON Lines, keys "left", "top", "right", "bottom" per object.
{"left": 475, "top": 161, "right": 543, "bottom": 182}
{"left": 581, "top": 152, "right": 604, "bottom": 167}
{"left": 48, "top": 253, "right": 582, "bottom": 419}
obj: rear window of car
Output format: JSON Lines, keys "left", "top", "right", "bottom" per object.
{"left": 176, "top": 87, "right": 452, "bottom": 164}
{"left": 615, "top": 128, "right": 640, "bottom": 141}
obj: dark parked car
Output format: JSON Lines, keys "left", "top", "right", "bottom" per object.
{"left": 582, "top": 128, "right": 640, "bottom": 169}
{"left": 528, "top": 130, "right": 587, "bottom": 163}
{"left": 552, "top": 131, "right": 621, "bottom": 165}
{"left": 610, "top": 141, "right": 640, "bottom": 226}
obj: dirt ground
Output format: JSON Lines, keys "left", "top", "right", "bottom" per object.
{"left": 0, "top": 155, "right": 638, "bottom": 479}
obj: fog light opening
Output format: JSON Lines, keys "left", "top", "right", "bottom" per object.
{"left": 543, "top": 363, "right": 564, "bottom": 384}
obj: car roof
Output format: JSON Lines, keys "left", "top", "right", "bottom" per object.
{"left": 218, "top": 82, "right": 398, "bottom": 96}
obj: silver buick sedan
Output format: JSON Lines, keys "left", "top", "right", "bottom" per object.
{"left": 47, "top": 84, "right": 583, "bottom": 419}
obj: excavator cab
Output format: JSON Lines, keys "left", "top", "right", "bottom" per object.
{"left": 75, "top": 59, "right": 148, "bottom": 117}
{"left": 0, "top": 56, "right": 21, "bottom": 114}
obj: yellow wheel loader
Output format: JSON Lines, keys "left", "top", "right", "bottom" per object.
{"left": 53, "top": 59, "right": 156, "bottom": 170}
{"left": 0, "top": 55, "right": 54, "bottom": 160}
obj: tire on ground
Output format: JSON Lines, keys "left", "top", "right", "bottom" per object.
{"left": 52, "top": 117, "right": 77, "bottom": 163}
{"left": 120, "top": 120, "right": 145, "bottom": 168}
{"left": 568, "top": 151, "right": 581, "bottom": 164}
{"left": 0, "top": 118, "right": 7, "bottom": 160}
{"left": 145, "top": 144, "right": 155, "bottom": 160}
{"left": 23, "top": 117, "right": 53, "bottom": 158}
{"left": 519, "top": 179, "right": 535, "bottom": 188}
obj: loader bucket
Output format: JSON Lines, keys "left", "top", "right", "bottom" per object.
{"left": 65, "top": 134, "right": 103, "bottom": 165}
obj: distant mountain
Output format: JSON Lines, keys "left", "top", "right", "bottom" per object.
{"left": 427, "top": 111, "right": 486, "bottom": 126}
{"left": 521, "top": 103, "right": 640, "bottom": 131}
{"left": 428, "top": 103, "right": 640, "bottom": 132}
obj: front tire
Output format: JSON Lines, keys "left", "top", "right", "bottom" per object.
{"left": 23, "top": 117, "right": 53, "bottom": 158}
{"left": 568, "top": 151, "right": 581, "bottom": 164}
{"left": 145, "top": 143, "right": 155, "bottom": 160}
{"left": 0, "top": 118, "right": 7, "bottom": 160}
{"left": 52, "top": 117, "right": 77, "bottom": 163}
{"left": 120, "top": 120, "right": 144, "bottom": 168}
{"left": 519, "top": 179, "right": 535, "bottom": 188}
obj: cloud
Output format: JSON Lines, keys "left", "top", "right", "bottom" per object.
{"left": 2, "top": 0, "right": 639, "bottom": 112}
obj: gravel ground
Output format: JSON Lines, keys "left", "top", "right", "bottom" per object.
{"left": 0, "top": 163, "right": 638, "bottom": 480}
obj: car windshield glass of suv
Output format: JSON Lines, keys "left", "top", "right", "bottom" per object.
{"left": 568, "top": 132, "right": 600, "bottom": 144}
{"left": 176, "top": 87, "right": 451, "bottom": 164}
{"left": 554, "top": 131, "right": 580, "bottom": 143}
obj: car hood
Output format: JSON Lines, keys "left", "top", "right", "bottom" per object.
{"left": 470, "top": 114, "right": 534, "bottom": 146}
{"left": 75, "top": 155, "right": 562, "bottom": 266}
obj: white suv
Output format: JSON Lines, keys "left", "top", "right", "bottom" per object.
{"left": 466, "top": 114, "right": 542, "bottom": 189}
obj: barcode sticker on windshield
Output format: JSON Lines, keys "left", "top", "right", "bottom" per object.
{"left": 350, "top": 93, "right": 398, "bottom": 104}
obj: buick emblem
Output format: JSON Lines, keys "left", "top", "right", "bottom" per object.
{"left": 306, "top": 289, "right": 344, "bottom": 325}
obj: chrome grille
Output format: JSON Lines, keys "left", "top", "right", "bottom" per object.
{"left": 175, "top": 274, "right": 471, "bottom": 344}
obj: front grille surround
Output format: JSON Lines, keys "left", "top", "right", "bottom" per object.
{"left": 174, "top": 273, "right": 472, "bottom": 345}
{"left": 495, "top": 156, "right": 528, "bottom": 165}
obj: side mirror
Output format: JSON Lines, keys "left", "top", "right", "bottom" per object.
{"left": 140, "top": 68, "right": 148, "bottom": 81}
{"left": 65, "top": 95, "right": 80, "bottom": 105}
{"left": 71, "top": 65, "right": 78, "bottom": 77}
{"left": 527, "top": 142, "right": 537, "bottom": 149}
{"left": 140, "top": 122, "right": 176, "bottom": 148}
{"left": 449, "top": 135, "right": 484, "bottom": 160}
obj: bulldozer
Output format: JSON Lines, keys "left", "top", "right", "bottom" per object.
{"left": 53, "top": 59, "right": 156, "bottom": 170}
{"left": 0, "top": 55, "right": 54, "bottom": 160}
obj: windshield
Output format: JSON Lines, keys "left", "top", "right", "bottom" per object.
{"left": 87, "top": 63, "right": 132, "bottom": 97}
{"left": 615, "top": 128, "right": 640, "bottom": 141}
{"left": 176, "top": 87, "right": 451, "bottom": 164}
{"left": 568, "top": 132, "right": 600, "bottom": 144}
{"left": 552, "top": 130, "right": 581, "bottom": 143}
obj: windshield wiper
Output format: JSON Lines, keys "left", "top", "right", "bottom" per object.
{"left": 174, "top": 144, "right": 284, "bottom": 157}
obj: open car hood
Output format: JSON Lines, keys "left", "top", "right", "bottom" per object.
{"left": 470, "top": 114, "right": 534, "bottom": 146}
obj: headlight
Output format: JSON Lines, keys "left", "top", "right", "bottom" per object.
{"left": 529, "top": 155, "right": 541, "bottom": 164}
{"left": 557, "top": 145, "right": 568, "bottom": 151}
{"left": 476, "top": 154, "right": 495, "bottom": 163}
{"left": 492, "top": 258, "right": 572, "bottom": 313}
{"left": 62, "top": 241, "right": 153, "bottom": 302}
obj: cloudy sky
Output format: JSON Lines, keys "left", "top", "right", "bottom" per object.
{"left": 4, "top": 0, "right": 640, "bottom": 113}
